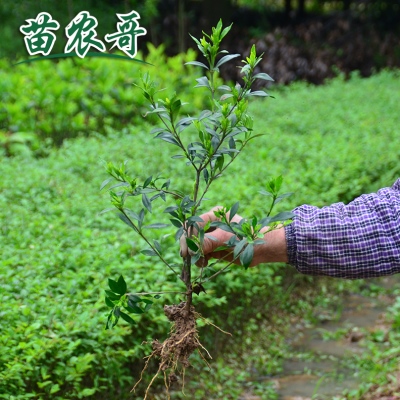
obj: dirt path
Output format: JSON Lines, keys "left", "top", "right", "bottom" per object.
{"left": 245, "top": 275, "right": 400, "bottom": 400}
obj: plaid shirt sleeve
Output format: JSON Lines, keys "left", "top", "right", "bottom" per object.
{"left": 284, "top": 179, "right": 400, "bottom": 278}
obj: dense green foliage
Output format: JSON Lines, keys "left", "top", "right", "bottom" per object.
{"left": 0, "top": 44, "right": 204, "bottom": 155}
{"left": 1, "top": 69, "right": 400, "bottom": 399}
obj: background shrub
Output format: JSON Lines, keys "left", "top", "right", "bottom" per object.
{"left": 1, "top": 70, "right": 399, "bottom": 399}
{"left": 0, "top": 44, "right": 206, "bottom": 156}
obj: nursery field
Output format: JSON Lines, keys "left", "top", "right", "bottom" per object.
{"left": 1, "top": 60, "right": 400, "bottom": 399}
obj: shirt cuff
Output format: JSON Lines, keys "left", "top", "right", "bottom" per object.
{"left": 284, "top": 222, "right": 297, "bottom": 267}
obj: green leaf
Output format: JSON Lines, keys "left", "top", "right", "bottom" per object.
{"left": 185, "top": 61, "right": 209, "bottom": 69}
{"left": 138, "top": 209, "right": 145, "bottom": 229}
{"left": 240, "top": 243, "right": 254, "bottom": 269}
{"left": 164, "top": 205, "right": 179, "bottom": 213}
{"left": 117, "top": 275, "right": 127, "bottom": 294}
{"left": 141, "top": 249, "right": 158, "bottom": 256}
{"left": 210, "top": 221, "right": 235, "bottom": 234}
{"left": 220, "top": 24, "right": 232, "bottom": 40}
{"left": 190, "top": 253, "right": 201, "bottom": 265}
{"left": 105, "top": 296, "right": 115, "bottom": 308}
{"left": 105, "top": 310, "right": 113, "bottom": 330}
{"left": 233, "top": 238, "right": 247, "bottom": 259}
{"left": 144, "top": 223, "right": 170, "bottom": 229}
{"left": 142, "top": 194, "right": 152, "bottom": 212}
{"left": 118, "top": 213, "right": 136, "bottom": 230}
{"left": 108, "top": 182, "right": 130, "bottom": 191}
{"left": 155, "top": 132, "right": 181, "bottom": 147}
{"left": 259, "top": 189, "right": 273, "bottom": 197}
{"left": 213, "top": 245, "right": 230, "bottom": 252}
{"left": 203, "top": 168, "right": 209, "bottom": 183}
{"left": 120, "top": 311, "right": 136, "bottom": 325}
{"left": 114, "top": 307, "right": 121, "bottom": 317}
{"left": 170, "top": 218, "right": 183, "bottom": 228}
{"left": 269, "top": 211, "right": 295, "bottom": 222}
{"left": 50, "top": 384, "right": 60, "bottom": 394}
{"left": 143, "top": 176, "right": 152, "bottom": 188}
{"left": 80, "top": 388, "right": 96, "bottom": 397}
{"left": 218, "top": 84, "right": 231, "bottom": 91}
{"left": 144, "top": 303, "right": 153, "bottom": 312}
{"left": 161, "top": 179, "right": 171, "bottom": 189}
{"left": 98, "top": 207, "right": 115, "bottom": 215}
{"left": 187, "top": 216, "right": 204, "bottom": 225}
{"left": 126, "top": 302, "right": 144, "bottom": 314}
{"left": 108, "top": 276, "right": 127, "bottom": 295}
{"left": 100, "top": 177, "right": 113, "bottom": 191}
{"left": 229, "top": 202, "right": 239, "bottom": 222}
{"left": 153, "top": 239, "right": 162, "bottom": 253}
{"left": 186, "top": 238, "right": 199, "bottom": 252}
{"left": 274, "top": 192, "right": 294, "bottom": 204}
{"left": 250, "top": 90, "right": 269, "bottom": 97}
{"left": 105, "top": 289, "right": 121, "bottom": 301}
{"left": 215, "top": 53, "right": 240, "bottom": 68}
{"left": 128, "top": 294, "right": 141, "bottom": 303}
{"left": 220, "top": 93, "right": 234, "bottom": 101}
{"left": 253, "top": 72, "right": 274, "bottom": 82}
{"left": 175, "top": 226, "right": 184, "bottom": 241}
{"left": 195, "top": 76, "right": 211, "bottom": 89}
{"left": 154, "top": 294, "right": 161, "bottom": 299}
{"left": 198, "top": 110, "right": 212, "bottom": 120}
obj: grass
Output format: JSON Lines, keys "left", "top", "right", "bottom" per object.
{"left": 1, "top": 69, "right": 400, "bottom": 399}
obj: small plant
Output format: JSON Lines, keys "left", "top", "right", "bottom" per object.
{"left": 101, "top": 20, "right": 294, "bottom": 397}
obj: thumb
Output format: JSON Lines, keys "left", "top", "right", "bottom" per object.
{"left": 179, "top": 206, "right": 224, "bottom": 257}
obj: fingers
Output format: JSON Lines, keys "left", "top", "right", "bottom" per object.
{"left": 194, "top": 229, "right": 236, "bottom": 267}
{"left": 195, "top": 249, "right": 236, "bottom": 268}
{"left": 179, "top": 205, "right": 243, "bottom": 266}
{"left": 180, "top": 206, "right": 224, "bottom": 257}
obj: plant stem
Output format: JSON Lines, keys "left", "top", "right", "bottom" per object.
{"left": 127, "top": 291, "right": 186, "bottom": 296}
{"left": 183, "top": 169, "right": 202, "bottom": 314}
{"left": 120, "top": 209, "right": 182, "bottom": 282}
{"left": 202, "top": 259, "right": 236, "bottom": 283}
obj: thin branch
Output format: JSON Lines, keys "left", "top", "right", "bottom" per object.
{"left": 120, "top": 209, "right": 183, "bottom": 281}
{"left": 126, "top": 291, "right": 186, "bottom": 296}
{"left": 202, "top": 259, "right": 236, "bottom": 283}
{"left": 150, "top": 100, "right": 198, "bottom": 172}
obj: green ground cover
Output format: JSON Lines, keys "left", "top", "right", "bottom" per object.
{"left": 1, "top": 66, "right": 400, "bottom": 399}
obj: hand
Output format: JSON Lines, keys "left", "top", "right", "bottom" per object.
{"left": 179, "top": 206, "right": 289, "bottom": 268}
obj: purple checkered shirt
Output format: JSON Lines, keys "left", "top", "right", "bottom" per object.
{"left": 284, "top": 179, "right": 400, "bottom": 278}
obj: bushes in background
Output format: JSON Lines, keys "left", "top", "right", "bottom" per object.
{"left": 0, "top": 44, "right": 204, "bottom": 156}
{"left": 1, "top": 70, "right": 400, "bottom": 399}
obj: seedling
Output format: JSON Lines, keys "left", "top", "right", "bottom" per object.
{"left": 101, "top": 20, "right": 293, "bottom": 398}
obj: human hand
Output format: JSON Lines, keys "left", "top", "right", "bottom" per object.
{"left": 179, "top": 206, "right": 288, "bottom": 268}
{"left": 179, "top": 206, "right": 243, "bottom": 267}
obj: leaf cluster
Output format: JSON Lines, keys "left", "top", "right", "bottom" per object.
{"left": 102, "top": 20, "right": 294, "bottom": 327}
{"left": 105, "top": 275, "right": 161, "bottom": 329}
{"left": 0, "top": 44, "right": 204, "bottom": 156}
{"left": 2, "top": 69, "right": 400, "bottom": 399}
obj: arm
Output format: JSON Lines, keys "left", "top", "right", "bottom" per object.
{"left": 181, "top": 179, "right": 400, "bottom": 278}
{"left": 180, "top": 206, "right": 288, "bottom": 267}
{"left": 286, "top": 179, "right": 400, "bottom": 278}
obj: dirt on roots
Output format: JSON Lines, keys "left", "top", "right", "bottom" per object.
{"left": 132, "top": 302, "right": 212, "bottom": 399}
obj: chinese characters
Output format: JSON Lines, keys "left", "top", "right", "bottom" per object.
{"left": 20, "top": 10, "right": 146, "bottom": 59}
{"left": 20, "top": 12, "right": 60, "bottom": 56}
{"left": 105, "top": 11, "right": 147, "bottom": 59}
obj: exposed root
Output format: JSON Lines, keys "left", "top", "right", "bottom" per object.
{"left": 195, "top": 312, "right": 232, "bottom": 336}
{"left": 132, "top": 302, "right": 231, "bottom": 398}
{"left": 197, "top": 348, "right": 212, "bottom": 370}
{"left": 131, "top": 349, "right": 158, "bottom": 393}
